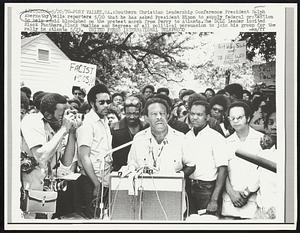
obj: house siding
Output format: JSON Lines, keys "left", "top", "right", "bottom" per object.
{"left": 20, "top": 34, "right": 73, "bottom": 97}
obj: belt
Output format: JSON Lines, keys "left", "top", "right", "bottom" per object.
{"left": 190, "top": 179, "right": 215, "bottom": 184}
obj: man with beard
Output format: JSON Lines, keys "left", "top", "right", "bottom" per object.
{"left": 75, "top": 84, "right": 113, "bottom": 218}
{"left": 21, "top": 93, "right": 79, "bottom": 218}
{"left": 21, "top": 93, "right": 78, "bottom": 181}
{"left": 110, "top": 95, "right": 147, "bottom": 171}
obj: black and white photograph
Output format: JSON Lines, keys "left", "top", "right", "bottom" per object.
{"left": 4, "top": 3, "right": 297, "bottom": 230}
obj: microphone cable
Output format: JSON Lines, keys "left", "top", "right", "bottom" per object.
{"left": 138, "top": 170, "right": 144, "bottom": 220}
{"left": 109, "top": 177, "right": 122, "bottom": 219}
{"left": 184, "top": 190, "right": 189, "bottom": 219}
{"left": 150, "top": 174, "right": 168, "bottom": 220}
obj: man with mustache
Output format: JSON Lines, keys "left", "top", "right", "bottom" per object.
{"left": 111, "top": 95, "right": 147, "bottom": 172}
{"left": 76, "top": 84, "right": 113, "bottom": 219}
{"left": 21, "top": 93, "right": 79, "bottom": 218}
{"left": 127, "top": 97, "right": 195, "bottom": 175}
{"left": 21, "top": 93, "right": 78, "bottom": 182}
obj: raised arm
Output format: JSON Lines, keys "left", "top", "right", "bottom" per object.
{"left": 32, "top": 114, "right": 74, "bottom": 167}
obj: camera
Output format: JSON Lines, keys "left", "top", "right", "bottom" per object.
{"left": 65, "top": 109, "right": 83, "bottom": 128}
{"left": 20, "top": 151, "right": 39, "bottom": 173}
{"left": 43, "top": 178, "right": 68, "bottom": 192}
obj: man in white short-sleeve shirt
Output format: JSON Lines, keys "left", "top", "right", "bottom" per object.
{"left": 222, "top": 101, "right": 263, "bottom": 219}
{"left": 127, "top": 97, "right": 195, "bottom": 176}
{"left": 185, "top": 99, "right": 228, "bottom": 216}
{"left": 76, "top": 84, "right": 113, "bottom": 219}
{"left": 21, "top": 94, "right": 77, "bottom": 188}
{"left": 21, "top": 93, "right": 78, "bottom": 219}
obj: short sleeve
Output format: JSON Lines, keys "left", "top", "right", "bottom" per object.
{"left": 21, "top": 115, "right": 45, "bottom": 150}
{"left": 182, "top": 137, "right": 196, "bottom": 167}
{"left": 76, "top": 122, "right": 94, "bottom": 148}
{"left": 127, "top": 140, "right": 139, "bottom": 170}
{"left": 212, "top": 134, "right": 229, "bottom": 167}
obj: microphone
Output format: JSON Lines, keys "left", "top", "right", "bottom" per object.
{"left": 235, "top": 149, "right": 277, "bottom": 173}
{"left": 118, "top": 166, "right": 134, "bottom": 178}
{"left": 134, "top": 167, "right": 144, "bottom": 180}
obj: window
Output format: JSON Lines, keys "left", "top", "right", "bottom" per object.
{"left": 37, "top": 49, "right": 49, "bottom": 61}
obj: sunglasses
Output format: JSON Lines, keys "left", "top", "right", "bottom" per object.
{"left": 212, "top": 107, "right": 224, "bottom": 113}
{"left": 98, "top": 100, "right": 111, "bottom": 105}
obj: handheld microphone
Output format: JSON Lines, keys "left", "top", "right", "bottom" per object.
{"left": 235, "top": 149, "right": 277, "bottom": 173}
{"left": 121, "top": 169, "right": 134, "bottom": 178}
{"left": 134, "top": 167, "right": 144, "bottom": 180}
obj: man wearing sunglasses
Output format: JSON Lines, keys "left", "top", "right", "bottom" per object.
{"left": 209, "top": 94, "right": 234, "bottom": 138}
{"left": 111, "top": 95, "right": 147, "bottom": 171}
{"left": 76, "top": 84, "right": 113, "bottom": 218}
{"left": 72, "top": 86, "right": 86, "bottom": 106}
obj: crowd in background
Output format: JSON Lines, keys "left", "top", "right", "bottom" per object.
{"left": 21, "top": 83, "right": 276, "bottom": 138}
{"left": 19, "top": 82, "right": 278, "bottom": 220}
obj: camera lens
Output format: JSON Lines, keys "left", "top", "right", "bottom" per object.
{"left": 56, "top": 180, "right": 67, "bottom": 192}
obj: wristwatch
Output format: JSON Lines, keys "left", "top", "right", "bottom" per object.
{"left": 243, "top": 190, "right": 250, "bottom": 198}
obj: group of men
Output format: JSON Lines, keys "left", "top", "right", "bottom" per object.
{"left": 20, "top": 83, "right": 276, "bottom": 220}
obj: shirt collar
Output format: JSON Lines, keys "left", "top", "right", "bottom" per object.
{"left": 230, "top": 126, "right": 258, "bottom": 142}
{"left": 86, "top": 108, "right": 108, "bottom": 123}
{"left": 191, "top": 124, "right": 209, "bottom": 136}
{"left": 145, "top": 125, "right": 174, "bottom": 144}
{"left": 247, "top": 126, "right": 261, "bottom": 139}
{"left": 37, "top": 111, "right": 44, "bottom": 119}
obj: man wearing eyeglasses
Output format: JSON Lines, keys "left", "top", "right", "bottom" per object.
{"left": 110, "top": 95, "right": 147, "bottom": 171}
{"left": 185, "top": 99, "right": 228, "bottom": 217}
{"left": 76, "top": 84, "right": 113, "bottom": 218}
{"left": 221, "top": 101, "right": 263, "bottom": 219}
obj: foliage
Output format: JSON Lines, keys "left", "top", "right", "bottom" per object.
{"left": 237, "top": 32, "right": 276, "bottom": 62}
{"left": 21, "top": 31, "right": 275, "bottom": 95}
{"left": 22, "top": 32, "right": 193, "bottom": 94}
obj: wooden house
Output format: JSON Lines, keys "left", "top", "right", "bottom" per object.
{"left": 20, "top": 33, "right": 73, "bottom": 97}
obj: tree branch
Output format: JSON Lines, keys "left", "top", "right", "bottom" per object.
{"left": 122, "top": 32, "right": 134, "bottom": 45}
{"left": 140, "top": 59, "right": 183, "bottom": 83}
{"left": 83, "top": 42, "right": 174, "bottom": 64}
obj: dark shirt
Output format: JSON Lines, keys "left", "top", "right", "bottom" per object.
{"left": 141, "top": 117, "right": 190, "bottom": 134}
{"left": 111, "top": 118, "right": 147, "bottom": 171}
{"left": 182, "top": 114, "right": 225, "bottom": 136}
{"left": 168, "top": 117, "right": 190, "bottom": 134}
